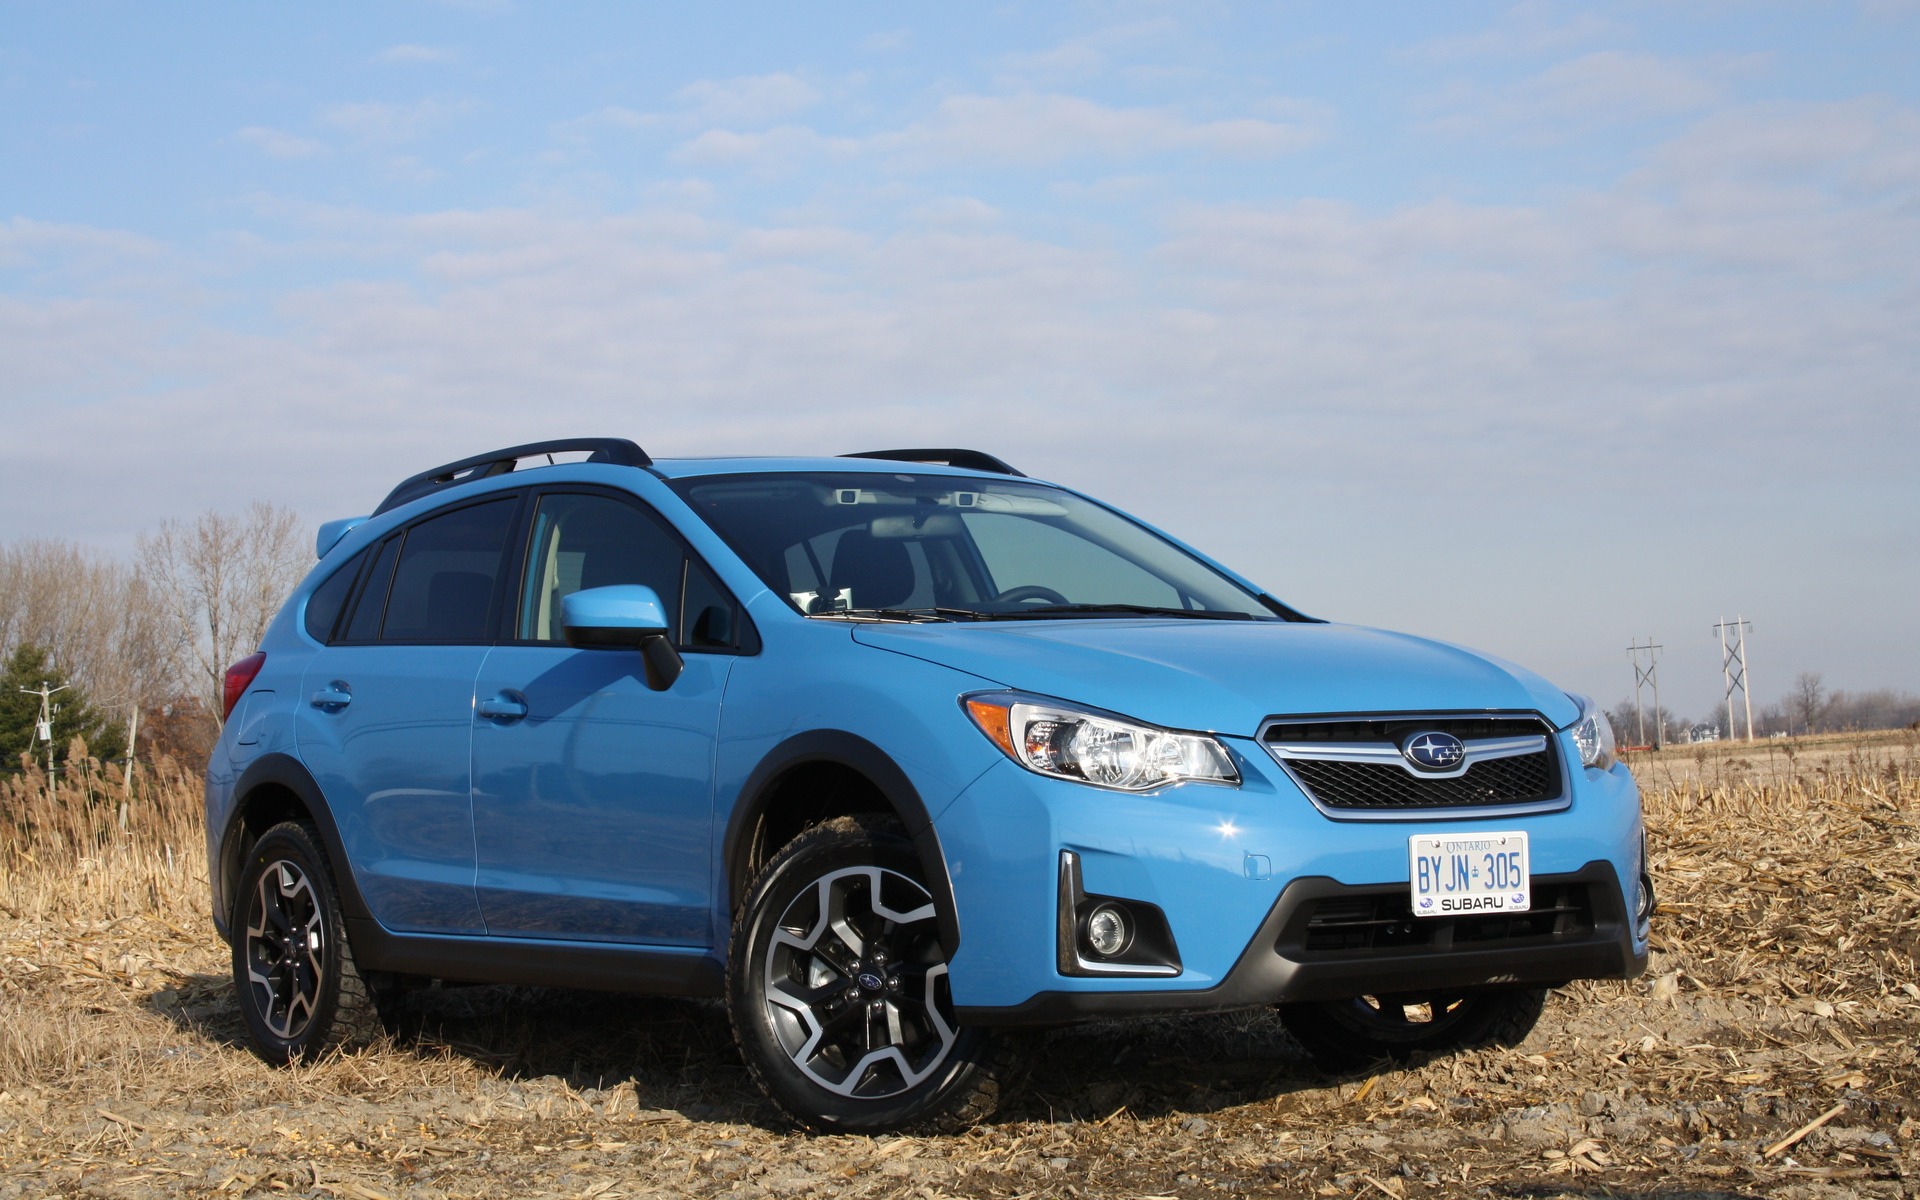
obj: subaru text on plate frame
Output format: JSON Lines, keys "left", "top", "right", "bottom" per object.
{"left": 205, "top": 437, "right": 1652, "bottom": 1131}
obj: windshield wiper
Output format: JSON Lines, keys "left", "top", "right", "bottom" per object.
{"left": 807, "top": 606, "right": 987, "bottom": 623}
{"left": 988, "top": 603, "right": 1259, "bottom": 621}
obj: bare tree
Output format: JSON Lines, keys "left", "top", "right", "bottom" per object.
{"left": 1790, "top": 672, "right": 1826, "bottom": 735}
{"left": 136, "top": 502, "right": 309, "bottom": 721}
{"left": 0, "top": 539, "right": 174, "bottom": 722}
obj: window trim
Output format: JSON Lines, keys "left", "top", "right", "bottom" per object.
{"left": 501, "top": 484, "right": 758, "bottom": 656}
{"left": 326, "top": 493, "right": 528, "bottom": 647}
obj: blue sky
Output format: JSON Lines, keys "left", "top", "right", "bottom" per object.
{"left": 4, "top": 1, "right": 1917, "bottom": 721}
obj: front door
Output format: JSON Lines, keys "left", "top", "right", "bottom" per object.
{"left": 469, "top": 491, "right": 731, "bottom": 946}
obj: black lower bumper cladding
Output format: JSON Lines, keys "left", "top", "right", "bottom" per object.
{"left": 957, "top": 861, "right": 1646, "bottom": 1026}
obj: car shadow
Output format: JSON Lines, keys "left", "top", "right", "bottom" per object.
{"left": 148, "top": 975, "right": 1345, "bottom": 1129}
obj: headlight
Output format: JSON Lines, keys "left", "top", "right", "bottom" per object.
{"left": 1567, "top": 693, "right": 1618, "bottom": 770}
{"left": 963, "top": 692, "right": 1239, "bottom": 792}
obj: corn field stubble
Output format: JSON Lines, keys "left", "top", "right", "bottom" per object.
{"left": 1, "top": 736, "right": 1916, "bottom": 1199}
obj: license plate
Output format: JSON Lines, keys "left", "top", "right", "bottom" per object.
{"left": 1409, "top": 831, "right": 1530, "bottom": 917}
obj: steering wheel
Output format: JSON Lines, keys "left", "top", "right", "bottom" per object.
{"left": 990, "top": 585, "right": 1070, "bottom": 606}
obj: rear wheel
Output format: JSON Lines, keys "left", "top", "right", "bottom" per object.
{"left": 1279, "top": 987, "right": 1547, "bottom": 1073}
{"left": 232, "top": 821, "right": 385, "bottom": 1063}
{"left": 728, "top": 816, "right": 1012, "bottom": 1132}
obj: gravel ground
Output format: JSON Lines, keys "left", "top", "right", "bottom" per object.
{"left": 2, "top": 737, "right": 1915, "bottom": 1199}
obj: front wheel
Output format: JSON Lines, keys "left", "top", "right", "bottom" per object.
{"left": 728, "top": 816, "right": 1012, "bottom": 1132}
{"left": 1279, "top": 987, "right": 1547, "bottom": 1073}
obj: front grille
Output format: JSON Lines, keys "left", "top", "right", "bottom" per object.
{"left": 1260, "top": 714, "right": 1566, "bottom": 817}
{"left": 1288, "top": 881, "right": 1595, "bottom": 957}
{"left": 1286, "top": 753, "right": 1558, "bottom": 811}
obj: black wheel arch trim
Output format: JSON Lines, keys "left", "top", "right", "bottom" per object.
{"left": 216, "top": 753, "right": 372, "bottom": 944}
{"left": 722, "top": 729, "right": 961, "bottom": 955}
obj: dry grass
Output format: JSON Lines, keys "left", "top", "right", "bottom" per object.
{"left": 2, "top": 744, "right": 1916, "bottom": 1198}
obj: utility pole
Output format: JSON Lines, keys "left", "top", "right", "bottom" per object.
{"left": 1713, "top": 615, "right": 1755, "bottom": 742}
{"left": 18, "top": 679, "right": 69, "bottom": 785}
{"left": 1627, "top": 637, "right": 1663, "bottom": 750}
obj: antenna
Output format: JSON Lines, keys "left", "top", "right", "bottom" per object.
{"left": 1713, "top": 615, "right": 1755, "bottom": 742}
{"left": 1627, "top": 637, "right": 1663, "bottom": 750}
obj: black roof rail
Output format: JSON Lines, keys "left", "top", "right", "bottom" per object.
{"left": 373, "top": 437, "right": 652, "bottom": 515}
{"left": 841, "top": 448, "right": 1026, "bottom": 477}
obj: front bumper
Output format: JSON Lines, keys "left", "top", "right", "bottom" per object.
{"left": 935, "top": 737, "right": 1648, "bottom": 1022}
{"left": 958, "top": 860, "right": 1646, "bottom": 1025}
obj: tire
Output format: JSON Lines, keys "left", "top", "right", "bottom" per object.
{"left": 727, "top": 815, "right": 1013, "bottom": 1133}
{"left": 1279, "top": 986, "right": 1547, "bottom": 1073}
{"left": 231, "top": 820, "right": 386, "bottom": 1063}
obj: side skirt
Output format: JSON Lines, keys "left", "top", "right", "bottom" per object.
{"left": 346, "top": 919, "right": 726, "bottom": 996}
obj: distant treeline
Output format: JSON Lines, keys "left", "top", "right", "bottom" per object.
{"left": 1610, "top": 671, "right": 1920, "bottom": 747}
{"left": 1, "top": 504, "right": 308, "bottom": 773}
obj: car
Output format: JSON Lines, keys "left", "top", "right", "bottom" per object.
{"left": 206, "top": 437, "right": 1651, "bottom": 1132}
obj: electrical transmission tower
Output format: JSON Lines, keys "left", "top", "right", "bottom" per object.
{"left": 1627, "top": 637, "right": 1663, "bottom": 750}
{"left": 1713, "top": 615, "right": 1754, "bottom": 742}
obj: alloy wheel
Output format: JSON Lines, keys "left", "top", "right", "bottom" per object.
{"left": 243, "top": 859, "right": 328, "bottom": 1042}
{"left": 761, "top": 865, "right": 958, "bottom": 1099}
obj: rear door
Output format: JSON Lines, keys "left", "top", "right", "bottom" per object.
{"left": 295, "top": 495, "right": 521, "bottom": 934}
{"left": 469, "top": 488, "right": 743, "bottom": 946}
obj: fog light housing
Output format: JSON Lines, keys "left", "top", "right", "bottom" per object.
{"left": 1056, "top": 851, "right": 1182, "bottom": 978}
{"left": 1082, "top": 903, "right": 1133, "bottom": 958}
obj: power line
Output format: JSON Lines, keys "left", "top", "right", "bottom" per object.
{"left": 1713, "top": 615, "right": 1755, "bottom": 742}
{"left": 1627, "top": 637, "right": 1663, "bottom": 750}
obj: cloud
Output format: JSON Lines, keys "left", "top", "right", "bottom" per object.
{"left": 881, "top": 93, "right": 1321, "bottom": 167}
{"left": 4, "top": 94, "right": 1917, "bottom": 709}
{"left": 233, "top": 126, "right": 329, "bottom": 160}
{"left": 674, "top": 73, "right": 822, "bottom": 126}
{"left": 673, "top": 125, "right": 861, "bottom": 168}
{"left": 1410, "top": 2, "right": 1620, "bottom": 60}
{"left": 374, "top": 44, "right": 458, "bottom": 65}
{"left": 318, "top": 96, "right": 480, "bottom": 145}
{"left": 1421, "top": 51, "right": 1748, "bottom": 142}
{"left": 862, "top": 29, "right": 911, "bottom": 54}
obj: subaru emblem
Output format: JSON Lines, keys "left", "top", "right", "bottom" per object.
{"left": 857, "top": 971, "right": 885, "bottom": 992}
{"left": 1402, "top": 731, "right": 1466, "bottom": 771}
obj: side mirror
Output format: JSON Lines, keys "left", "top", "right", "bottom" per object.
{"left": 560, "top": 585, "right": 684, "bottom": 691}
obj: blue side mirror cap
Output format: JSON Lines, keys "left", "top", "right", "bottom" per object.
{"left": 562, "top": 585, "right": 670, "bottom": 646}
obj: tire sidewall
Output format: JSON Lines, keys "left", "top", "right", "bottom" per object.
{"left": 728, "top": 821, "right": 989, "bottom": 1132}
{"left": 231, "top": 821, "right": 348, "bottom": 1063}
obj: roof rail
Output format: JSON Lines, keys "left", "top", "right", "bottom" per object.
{"left": 373, "top": 437, "right": 652, "bottom": 515}
{"left": 841, "top": 448, "right": 1025, "bottom": 477}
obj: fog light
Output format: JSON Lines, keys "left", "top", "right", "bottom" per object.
{"left": 1083, "top": 903, "right": 1132, "bottom": 958}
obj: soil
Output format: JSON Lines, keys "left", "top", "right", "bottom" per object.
{"left": 2, "top": 735, "right": 1915, "bottom": 1199}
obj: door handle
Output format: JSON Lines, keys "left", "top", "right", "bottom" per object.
{"left": 310, "top": 684, "right": 352, "bottom": 710}
{"left": 478, "top": 693, "right": 529, "bottom": 721}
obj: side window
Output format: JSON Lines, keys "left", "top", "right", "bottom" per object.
{"left": 305, "top": 547, "right": 369, "bottom": 643}
{"left": 341, "top": 536, "right": 401, "bottom": 643}
{"left": 519, "top": 493, "right": 684, "bottom": 643}
{"left": 381, "top": 498, "right": 519, "bottom": 643}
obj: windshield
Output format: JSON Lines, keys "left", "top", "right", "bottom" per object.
{"left": 667, "top": 472, "right": 1281, "bottom": 620}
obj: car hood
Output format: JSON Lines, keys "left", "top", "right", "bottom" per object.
{"left": 850, "top": 618, "right": 1579, "bottom": 736}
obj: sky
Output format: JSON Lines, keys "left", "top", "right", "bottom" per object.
{"left": 3, "top": 1, "right": 1917, "bottom": 723}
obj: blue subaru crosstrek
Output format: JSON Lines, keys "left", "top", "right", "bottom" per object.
{"left": 206, "top": 438, "right": 1650, "bottom": 1131}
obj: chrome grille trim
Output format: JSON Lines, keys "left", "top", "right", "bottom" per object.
{"left": 1257, "top": 713, "right": 1571, "bottom": 822}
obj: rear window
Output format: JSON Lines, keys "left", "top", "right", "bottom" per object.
{"left": 379, "top": 498, "right": 519, "bottom": 643}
